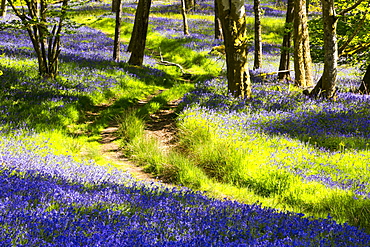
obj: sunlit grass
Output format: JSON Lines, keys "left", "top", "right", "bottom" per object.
{"left": 120, "top": 99, "right": 370, "bottom": 231}
{"left": 171, "top": 75, "right": 370, "bottom": 231}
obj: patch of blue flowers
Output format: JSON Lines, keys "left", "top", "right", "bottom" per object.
{"left": 1, "top": 135, "right": 370, "bottom": 245}
{"left": 181, "top": 78, "right": 370, "bottom": 143}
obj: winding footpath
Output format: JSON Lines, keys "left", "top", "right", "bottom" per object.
{"left": 98, "top": 92, "right": 179, "bottom": 184}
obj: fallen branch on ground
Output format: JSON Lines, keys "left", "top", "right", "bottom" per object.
{"left": 157, "top": 49, "right": 191, "bottom": 79}
{"left": 258, "top": 70, "right": 293, "bottom": 78}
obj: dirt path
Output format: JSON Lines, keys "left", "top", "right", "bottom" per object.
{"left": 99, "top": 92, "right": 179, "bottom": 184}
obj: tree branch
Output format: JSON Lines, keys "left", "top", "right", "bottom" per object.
{"left": 157, "top": 50, "right": 186, "bottom": 74}
{"left": 338, "top": 0, "right": 365, "bottom": 16}
{"left": 338, "top": 8, "right": 368, "bottom": 55}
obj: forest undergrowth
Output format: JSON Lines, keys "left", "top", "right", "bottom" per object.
{"left": 0, "top": 0, "right": 370, "bottom": 245}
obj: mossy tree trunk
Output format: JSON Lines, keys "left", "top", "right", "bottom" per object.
{"left": 216, "top": 0, "right": 251, "bottom": 99}
{"left": 293, "top": 0, "right": 313, "bottom": 88}
{"left": 319, "top": 0, "right": 337, "bottom": 98}
{"left": 128, "top": 0, "right": 152, "bottom": 66}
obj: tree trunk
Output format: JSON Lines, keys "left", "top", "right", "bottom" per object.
{"left": 128, "top": 0, "right": 152, "bottom": 66}
{"left": 311, "top": 0, "right": 338, "bottom": 98}
{"left": 185, "top": 0, "right": 195, "bottom": 13}
{"left": 0, "top": 0, "right": 6, "bottom": 17}
{"left": 293, "top": 0, "right": 313, "bottom": 88}
{"left": 127, "top": 1, "right": 139, "bottom": 52}
{"left": 278, "top": 0, "right": 294, "bottom": 81}
{"left": 253, "top": 0, "right": 262, "bottom": 70}
{"left": 358, "top": 63, "right": 370, "bottom": 94}
{"left": 309, "top": 0, "right": 364, "bottom": 97}
{"left": 112, "top": 0, "right": 118, "bottom": 12}
{"left": 214, "top": 0, "right": 223, "bottom": 39}
{"left": 8, "top": 0, "right": 67, "bottom": 79}
{"left": 216, "top": 0, "right": 251, "bottom": 98}
{"left": 113, "top": 0, "right": 122, "bottom": 62}
{"left": 320, "top": 0, "right": 338, "bottom": 98}
{"left": 181, "top": 0, "right": 189, "bottom": 35}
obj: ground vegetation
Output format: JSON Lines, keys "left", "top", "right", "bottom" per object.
{"left": 0, "top": 0, "right": 370, "bottom": 244}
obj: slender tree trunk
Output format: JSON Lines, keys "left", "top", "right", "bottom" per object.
{"left": 8, "top": 0, "right": 67, "bottom": 79}
{"left": 181, "top": 0, "right": 189, "bottom": 35}
{"left": 128, "top": 0, "right": 152, "bottom": 66}
{"left": 278, "top": 0, "right": 294, "bottom": 81}
{"left": 319, "top": 0, "right": 338, "bottom": 98}
{"left": 113, "top": 0, "right": 122, "bottom": 62}
{"left": 112, "top": 0, "right": 118, "bottom": 12}
{"left": 293, "top": 0, "right": 313, "bottom": 87}
{"left": 216, "top": 0, "right": 251, "bottom": 98}
{"left": 253, "top": 0, "right": 262, "bottom": 70}
{"left": 0, "top": 0, "right": 6, "bottom": 17}
{"left": 214, "top": 0, "right": 223, "bottom": 39}
{"left": 358, "top": 63, "right": 370, "bottom": 94}
{"left": 185, "top": 0, "right": 195, "bottom": 13}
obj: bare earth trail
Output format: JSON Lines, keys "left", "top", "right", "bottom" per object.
{"left": 98, "top": 91, "right": 179, "bottom": 184}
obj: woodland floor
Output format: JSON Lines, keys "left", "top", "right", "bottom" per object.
{"left": 98, "top": 91, "right": 179, "bottom": 184}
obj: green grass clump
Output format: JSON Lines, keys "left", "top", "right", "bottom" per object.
{"left": 117, "top": 108, "right": 146, "bottom": 144}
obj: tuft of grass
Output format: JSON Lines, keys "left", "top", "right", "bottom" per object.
{"left": 125, "top": 134, "right": 167, "bottom": 176}
{"left": 117, "top": 108, "right": 145, "bottom": 144}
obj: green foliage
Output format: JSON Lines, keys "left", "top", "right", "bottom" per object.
{"left": 309, "top": 5, "right": 370, "bottom": 68}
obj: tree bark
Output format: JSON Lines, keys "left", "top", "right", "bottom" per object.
{"left": 216, "top": 0, "right": 251, "bottom": 98}
{"left": 113, "top": 0, "right": 122, "bottom": 62}
{"left": 293, "top": 0, "right": 313, "bottom": 88}
{"left": 112, "top": 0, "right": 119, "bottom": 12}
{"left": 253, "top": 0, "right": 262, "bottom": 70}
{"left": 128, "top": 0, "right": 152, "bottom": 66}
{"left": 278, "top": 0, "right": 293, "bottom": 81}
{"left": 185, "top": 0, "right": 195, "bottom": 13}
{"left": 214, "top": 0, "right": 223, "bottom": 39}
{"left": 127, "top": 1, "right": 139, "bottom": 52}
{"left": 358, "top": 63, "right": 370, "bottom": 94}
{"left": 0, "top": 0, "right": 6, "bottom": 17}
{"left": 319, "top": 0, "right": 338, "bottom": 98}
{"left": 181, "top": 0, "right": 189, "bottom": 35}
